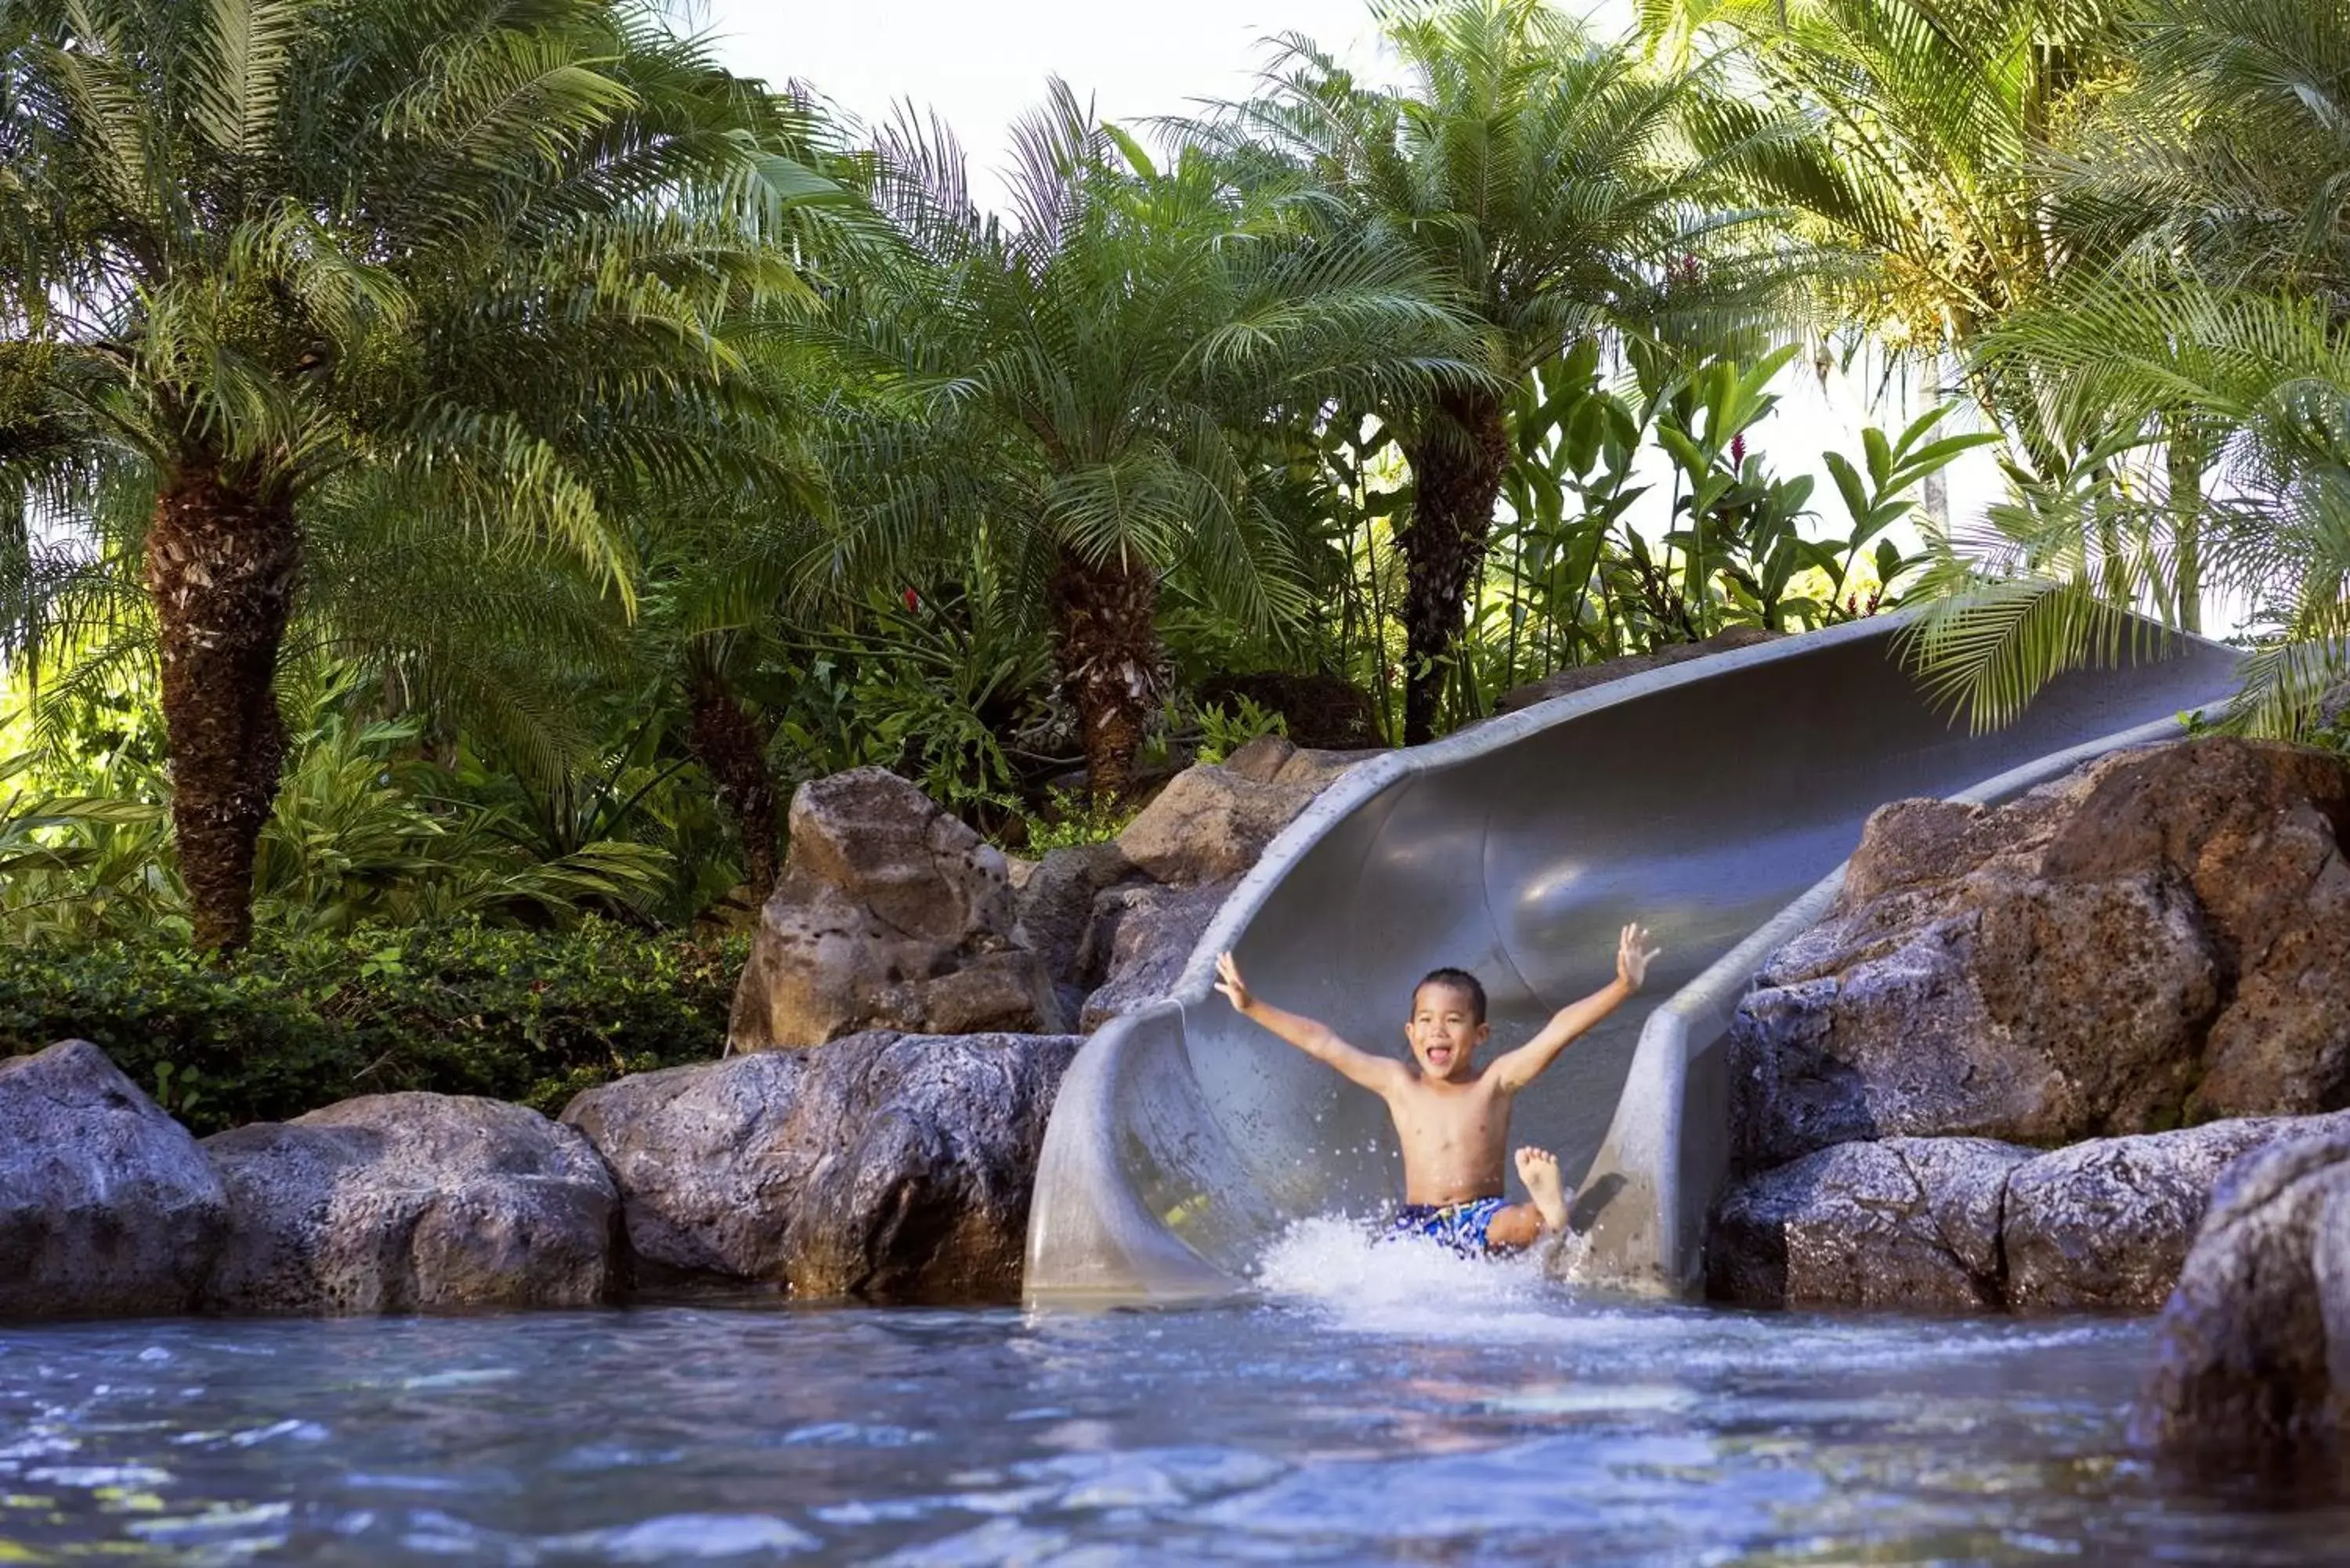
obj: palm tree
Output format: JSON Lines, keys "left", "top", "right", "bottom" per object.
{"left": 1209, "top": 0, "right": 1805, "bottom": 742}
{"left": 1901, "top": 0, "right": 2350, "bottom": 733}
{"left": 819, "top": 87, "right": 1471, "bottom": 797}
{"left": 0, "top": 0, "right": 841, "bottom": 948}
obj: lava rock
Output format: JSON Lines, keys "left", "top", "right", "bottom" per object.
{"left": 1115, "top": 764, "right": 1319, "bottom": 886}
{"left": 1731, "top": 739, "right": 2350, "bottom": 1169}
{"left": 2132, "top": 1120, "right": 2350, "bottom": 1487}
{"left": 1709, "top": 1115, "right": 2350, "bottom": 1314}
{"left": 562, "top": 1031, "right": 1081, "bottom": 1302}
{"left": 728, "top": 768, "right": 1062, "bottom": 1050}
{"left": 2002, "top": 1117, "right": 2331, "bottom": 1311}
{"left": 1076, "top": 878, "right": 1238, "bottom": 1031}
{"left": 0, "top": 1040, "right": 227, "bottom": 1321}
{"left": 1708, "top": 1137, "right": 2028, "bottom": 1310}
{"left": 201, "top": 1094, "right": 618, "bottom": 1314}
{"left": 1014, "top": 840, "right": 1141, "bottom": 1022}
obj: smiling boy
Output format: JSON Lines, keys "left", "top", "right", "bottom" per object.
{"left": 1212, "top": 923, "right": 1658, "bottom": 1256}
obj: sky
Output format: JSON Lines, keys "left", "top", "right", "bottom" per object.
{"left": 696, "top": 1, "right": 2006, "bottom": 567}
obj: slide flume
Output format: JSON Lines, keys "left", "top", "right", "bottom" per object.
{"left": 1024, "top": 618, "right": 2243, "bottom": 1302}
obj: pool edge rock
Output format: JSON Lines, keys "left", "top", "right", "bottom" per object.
{"left": 0, "top": 1039, "right": 228, "bottom": 1321}
{"left": 2132, "top": 1120, "right": 2350, "bottom": 1487}
{"left": 562, "top": 1030, "right": 1081, "bottom": 1303}
{"left": 201, "top": 1093, "right": 620, "bottom": 1315}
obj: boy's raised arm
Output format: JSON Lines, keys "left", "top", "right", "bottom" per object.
{"left": 1214, "top": 952, "right": 1406, "bottom": 1096}
{"left": 1489, "top": 923, "right": 1660, "bottom": 1094}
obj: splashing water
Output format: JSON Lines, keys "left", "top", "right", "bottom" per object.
{"left": 1253, "top": 1214, "right": 1593, "bottom": 1339}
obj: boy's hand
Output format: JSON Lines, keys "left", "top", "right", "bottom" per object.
{"left": 1213, "top": 952, "right": 1253, "bottom": 1012}
{"left": 1616, "top": 923, "right": 1661, "bottom": 992}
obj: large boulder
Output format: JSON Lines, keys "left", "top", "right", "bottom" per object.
{"left": 2131, "top": 1122, "right": 2350, "bottom": 1487}
{"left": 1731, "top": 739, "right": 2350, "bottom": 1169}
{"left": 1708, "top": 1137, "right": 2026, "bottom": 1311}
{"left": 562, "top": 1031, "right": 1080, "bottom": 1302}
{"left": 1077, "top": 878, "right": 1238, "bottom": 1031}
{"left": 2002, "top": 1117, "right": 2334, "bottom": 1311}
{"left": 729, "top": 768, "right": 1062, "bottom": 1051}
{"left": 201, "top": 1094, "right": 618, "bottom": 1315}
{"left": 1013, "top": 840, "right": 1140, "bottom": 1024}
{"left": 0, "top": 1040, "right": 227, "bottom": 1321}
{"left": 1115, "top": 764, "right": 1319, "bottom": 885}
{"left": 1710, "top": 1114, "right": 2350, "bottom": 1313}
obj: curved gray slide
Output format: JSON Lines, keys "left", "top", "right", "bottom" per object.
{"left": 1023, "top": 616, "right": 2244, "bottom": 1302}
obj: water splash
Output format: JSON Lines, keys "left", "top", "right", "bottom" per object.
{"left": 1252, "top": 1215, "right": 1591, "bottom": 1340}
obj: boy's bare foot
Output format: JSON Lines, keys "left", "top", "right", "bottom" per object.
{"left": 1516, "top": 1147, "right": 1571, "bottom": 1236}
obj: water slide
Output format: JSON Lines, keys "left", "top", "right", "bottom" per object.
{"left": 1023, "top": 616, "right": 2245, "bottom": 1303}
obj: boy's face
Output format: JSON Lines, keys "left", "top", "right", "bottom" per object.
{"left": 1405, "top": 980, "right": 1489, "bottom": 1081}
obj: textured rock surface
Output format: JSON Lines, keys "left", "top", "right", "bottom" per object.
{"left": 202, "top": 1094, "right": 617, "bottom": 1314}
{"left": 2002, "top": 1118, "right": 2329, "bottom": 1310}
{"left": 729, "top": 768, "right": 1062, "bottom": 1050}
{"left": 1115, "top": 764, "right": 1318, "bottom": 885}
{"left": 1492, "top": 627, "right": 1781, "bottom": 714}
{"left": 1709, "top": 1137, "right": 2029, "bottom": 1310}
{"left": 1013, "top": 840, "right": 1139, "bottom": 1024}
{"left": 563, "top": 1031, "right": 1080, "bottom": 1302}
{"left": 1731, "top": 739, "right": 2350, "bottom": 1169}
{"left": 1077, "top": 879, "right": 1238, "bottom": 1031}
{"left": 2132, "top": 1121, "right": 2350, "bottom": 1486}
{"left": 0, "top": 1040, "right": 227, "bottom": 1320}
{"left": 1710, "top": 1115, "right": 2350, "bottom": 1313}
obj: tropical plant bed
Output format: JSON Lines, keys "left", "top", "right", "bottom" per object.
{"left": 0, "top": 921, "right": 744, "bottom": 1136}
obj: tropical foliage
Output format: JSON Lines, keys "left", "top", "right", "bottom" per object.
{"left": 3, "top": 0, "right": 2346, "bottom": 995}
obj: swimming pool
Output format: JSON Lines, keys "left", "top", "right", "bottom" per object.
{"left": 2, "top": 1223, "right": 2337, "bottom": 1565}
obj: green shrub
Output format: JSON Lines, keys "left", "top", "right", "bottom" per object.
{"left": 0, "top": 919, "right": 746, "bottom": 1135}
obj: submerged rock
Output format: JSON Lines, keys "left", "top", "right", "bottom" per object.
{"left": 1731, "top": 739, "right": 2350, "bottom": 1169}
{"left": 1710, "top": 1114, "right": 2350, "bottom": 1313}
{"left": 2133, "top": 1121, "right": 2350, "bottom": 1487}
{"left": 562, "top": 1031, "right": 1080, "bottom": 1302}
{"left": 201, "top": 1093, "right": 617, "bottom": 1315}
{"left": 728, "top": 768, "right": 1062, "bottom": 1051}
{"left": 0, "top": 1040, "right": 227, "bottom": 1321}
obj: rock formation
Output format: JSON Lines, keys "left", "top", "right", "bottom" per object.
{"left": 0, "top": 1040, "right": 227, "bottom": 1320}
{"left": 1715, "top": 738, "right": 2350, "bottom": 1314}
{"left": 563, "top": 1030, "right": 1080, "bottom": 1302}
{"left": 1710, "top": 1115, "right": 2345, "bottom": 1312}
{"left": 728, "top": 768, "right": 1063, "bottom": 1051}
{"left": 2132, "top": 1120, "right": 2350, "bottom": 1487}
{"left": 202, "top": 1093, "right": 618, "bottom": 1313}
{"left": 1731, "top": 738, "right": 2350, "bottom": 1170}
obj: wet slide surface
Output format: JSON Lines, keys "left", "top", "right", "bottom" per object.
{"left": 1024, "top": 618, "right": 2245, "bottom": 1302}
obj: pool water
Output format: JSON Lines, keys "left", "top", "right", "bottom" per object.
{"left": 2, "top": 1220, "right": 2342, "bottom": 1566}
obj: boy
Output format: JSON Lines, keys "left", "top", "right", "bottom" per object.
{"left": 1212, "top": 923, "right": 1658, "bottom": 1256}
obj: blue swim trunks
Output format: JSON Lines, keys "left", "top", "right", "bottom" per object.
{"left": 1386, "top": 1196, "right": 1515, "bottom": 1256}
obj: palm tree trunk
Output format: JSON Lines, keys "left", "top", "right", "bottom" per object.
{"left": 1049, "top": 547, "right": 1159, "bottom": 801}
{"left": 2165, "top": 417, "right": 2204, "bottom": 635}
{"left": 1400, "top": 388, "right": 1508, "bottom": 745}
{"left": 146, "top": 467, "right": 299, "bottom": 952}
{"left": 687, "top": 669, "right": 780, "bottom": 896}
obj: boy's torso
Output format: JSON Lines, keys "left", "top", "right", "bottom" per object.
{"left": 1382, "top": 1071, "right": 1511, "bottom": 1206}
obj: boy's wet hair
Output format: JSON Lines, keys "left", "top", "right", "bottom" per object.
{"left": 1412, "top": 967, "right": 1488, "bottom": 1024}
